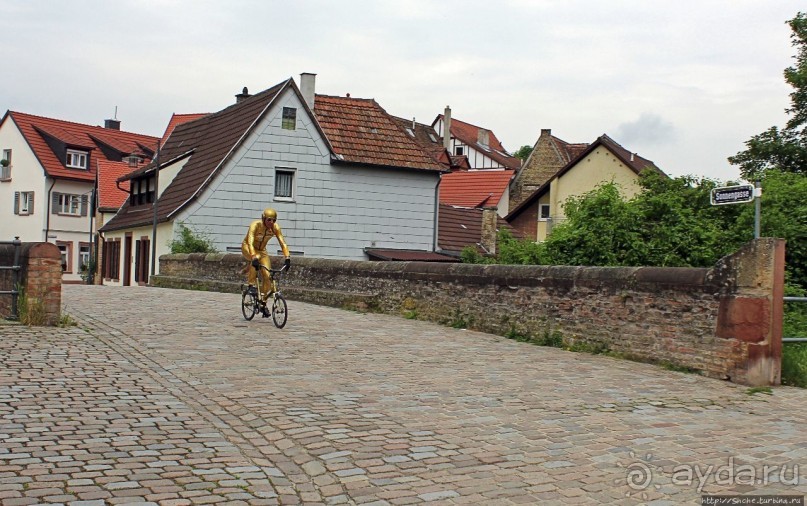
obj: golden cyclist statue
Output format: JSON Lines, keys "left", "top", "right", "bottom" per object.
{"left": 241, "top": 208, "right": 291, "bottom": 313}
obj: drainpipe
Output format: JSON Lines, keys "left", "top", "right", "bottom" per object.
{"left": 433, "top": 175, "right": 441, "bottom": 252}
{"left": 150, "top": 141, "right": 160, "bottom": 281}
{"left": 45, "top": 178, "right": 56, "bottom": 242}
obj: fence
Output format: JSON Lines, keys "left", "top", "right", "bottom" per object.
{"left": 0, "top": 237, "right": 22, "bottom": 320}
{"left": 784, "top": 296, "right": 807, "bottom": 343}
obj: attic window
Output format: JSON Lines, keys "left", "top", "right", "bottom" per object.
{"left": 127, "top": 155, "right": 141, "bottom": 167}
{"left": 282, "top": 107, "right": 296, "bottom": 130}
{"left": 131, "top": 177, "right": 156, "bottom": 206}
{"left": 455, "top": 146, "right": 464, "bottom": 156}
{"left": 66, "top": 149, "right": 88, "bottom": 169}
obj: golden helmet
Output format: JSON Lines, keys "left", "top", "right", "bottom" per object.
{"left": 262, "top": 208, "right": 277, "bottom": 221}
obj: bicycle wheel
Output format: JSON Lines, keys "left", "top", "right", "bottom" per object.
{"left": 241, "top": 288, "right": 258, "bottom": 321}
{"left": 271, "top": 293, "right": 288, "bottom": 328}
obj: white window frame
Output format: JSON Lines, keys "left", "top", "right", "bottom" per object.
{"left": 274, "top": 168, "right": 296, "bottom": 201}
{"left": 455, "top": 145, "right": 464, "bottom": 156}
{"left": 66, "top": 149, "right": 88, "bottom": 169}
{"left": 79, "top": 243, "right": 91, "bottom": 271}
{"left": 539, "top": 204, "right": 551, "bottom": 221}
{"left": 1, "top": 149, "right": 11, "bottom": 180}
{"left": 58, "top": 194, "right": 82, "bottom": 216}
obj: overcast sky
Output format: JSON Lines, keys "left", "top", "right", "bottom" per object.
{"left": 1, "top": 1, "right": 803, "bottom": 182}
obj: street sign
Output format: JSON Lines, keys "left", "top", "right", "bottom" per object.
{"left": 710, "top": 184, "right": 755, "bottom": 205}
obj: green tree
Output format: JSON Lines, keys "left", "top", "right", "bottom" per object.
{"left": 513, "top": 145, "right": 533, "bottom": 161}
{"left": 169, "top": 223, "right": 218, "bottom": 254}
{"left": 729, "top": 12, "right": 807, "bottom": 179}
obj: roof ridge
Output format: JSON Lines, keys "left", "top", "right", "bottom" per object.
{"left": 10, "top": 110, "right": 158, "bottom": 138}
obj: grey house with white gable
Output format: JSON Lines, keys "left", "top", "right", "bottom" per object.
{"left": 99, "top": 74, "right": 449, "bottom": 285}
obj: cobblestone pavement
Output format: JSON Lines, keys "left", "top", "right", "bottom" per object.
{"left": 1, "top": 285, "right": 805, "bottom": 505}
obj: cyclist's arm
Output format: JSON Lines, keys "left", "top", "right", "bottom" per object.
{"left": 273, "top": 223, "right": 291, "bottom": 258}
{"left": 244, "top": 220, "right": 262, "bottom": 258}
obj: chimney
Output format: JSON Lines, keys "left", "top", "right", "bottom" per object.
{"left": 540, "top": 128, "right": 551, "bottom": 137}
{"left": 480, "top": 206, "right": 498, "bottom": 255}
{"left": 442, "top": 105, "right": 452, "bottom": 150}
{"left": 630, "top": 152, "right": 635, "bottom": 162}
{"left": 104, "top": 119, "right": 121, "bottom": 130}
{"left": 300, "top": 72, "right": 316, "bottom": 109}
{"left": 235, "top": 86, "right": 250, "bottom": 103}
{"left": 478, "top": 128, "right": 490, "bottom": 148}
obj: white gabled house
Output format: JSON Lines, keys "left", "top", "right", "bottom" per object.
{"left": 99, "top": 74, "right": 451, "bottom": 285}
{"left": 0, "top": 111, "right": 157, "bottom": 282}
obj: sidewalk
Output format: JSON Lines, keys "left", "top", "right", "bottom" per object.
{"left": 0, "top": 285, "right": 804, "bottom": 504}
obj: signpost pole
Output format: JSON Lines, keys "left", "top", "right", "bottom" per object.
{"left": 754, "top": 181, "right": 761, "bottom": 239}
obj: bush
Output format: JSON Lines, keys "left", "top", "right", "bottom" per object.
{"left": 169, "top": 223, "right": 217, "bottom": 254}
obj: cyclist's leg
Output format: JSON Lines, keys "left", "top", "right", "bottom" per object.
{"left": 258, "top": 253, "right": 272, "bottom": 302}
{"left": 241, "top": 244, "right": 257, "bottom": 291}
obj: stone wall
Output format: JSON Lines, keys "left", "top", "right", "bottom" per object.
{"left": 0, "top": 242, "right": 62, "bottom": 325}
{"left": 152, "top": 239, "right": 785, "bottom": 386}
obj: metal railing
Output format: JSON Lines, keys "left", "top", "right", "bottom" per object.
{"left": 0, "top": 237, "right": 22, "bottom": 320}
{"left": 783, "top": 296, "right": 807, "bottom": 343}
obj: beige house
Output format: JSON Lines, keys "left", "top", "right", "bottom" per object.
{"left": 506, "top": 134, "right": 665, "bottom": 241}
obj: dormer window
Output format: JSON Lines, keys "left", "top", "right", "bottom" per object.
{"left": 66, "top": 149, "right": 88, "bottom": 169}
{"left": 131, "top": 176, "right": 156, "bottom": 206}
{"left": 455, "top": 146, "right": 464, "bottom": 156}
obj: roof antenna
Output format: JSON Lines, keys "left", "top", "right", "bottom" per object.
{"left": 412, "top": 117, "right": 416, "bottom": 130}
{"left": 114, "top": 106, "right": 118, "bottom": 120}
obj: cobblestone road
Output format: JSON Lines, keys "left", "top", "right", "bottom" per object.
{"left": 1, "top": 285, "right": 805, "bottom": 505}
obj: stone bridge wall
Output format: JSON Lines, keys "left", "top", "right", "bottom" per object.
{"left": 152, "top": 239, "right": 785, "bottom": 386}
{"left": 0, "top": 242, "right": 62, "bottom": 325}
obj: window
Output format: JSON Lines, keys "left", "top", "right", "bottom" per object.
{"left": 14, "top": 191, "right": 34, "bottom": 215}
{"left": 274, "top": 168, "right": 295, "bottom": 200}
{"left": 1, "top": 149, "right": 11, "bottom": 180}
{"left": 79, "top": 243, "right": 91, "bottom": 272}
{"left": 56, "top": 241, "right": 72, "bottom": 273}
{"left": 539, "top": 204, "right": 551, "bottom": 221}
{"left": 282, "top": 107, "right": 297, "bottom": 130}
{"left": 66, "top": 149, "right": 88, "bottom": 169}
{"left": 53, "top": 193, "right": 87, "bottom": 216}
{"left": 131, "top": 177, "right": 155, "bottom": 206}
{"left": 455, "top": 146, "right": 464, "bottom": 156}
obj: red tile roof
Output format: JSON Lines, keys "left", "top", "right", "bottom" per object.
{"left": 435, "top": 115, "right": 521, "bottom": 170}
{"left": 3, "top": 111, "right": 158, "bottom": 182}
{"left": 440, "top": 169, "right": 514, "bottom": 208}
{"left": 365, "top": 249, "right": 458, "bottom": 262}
{"left": 315, "top": 95, "right": 445, "bottom": 172}
{"left": 96, "top": 160, "right": 137, "bottom": 211}
{"left": 160, "top": 113, "right": 209, "bottom": 146}
{"left": 438, "top": 204, "right": 521, "bottom": 254}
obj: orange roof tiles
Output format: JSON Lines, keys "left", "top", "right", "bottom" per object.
{"left": 96, "top": 160, "right": 136, "bottom": 211}
{"left": 315, "top": 95, "right": 445, "bottom": 172}
{"left": 5, "top": 111, "right": 158, "bottom": 182}
{"left": 436, "top": 115, "right": 521, "bottom": 170}
{"left": 160, "top": 113, "right": 209, "bottom": 146}
{"left": 440, "top": 169, "right": 514, "bottom": 208}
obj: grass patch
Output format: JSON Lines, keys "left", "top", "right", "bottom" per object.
{"left": 449, "top": 310, "right": 471, "bottom": 329}
{"left": 658, "top": 361, "right": 700, "bottom": 375}
{"left": 565, "top": 340, "right": 611, "bottom": 355}
{"left": 404, "top": 310, "right": 418, "bottom": 320}
{"left": 58, "top": 313, "right": 78, "bottom": 327}
{"left": 18, "top": 286, "right": 47, "bottom": 326}
{"left": 782, "top": 343, "right": 807, "bottom": 388}
{"left": 746, "top": 386, "right": 773, "bottom": 395}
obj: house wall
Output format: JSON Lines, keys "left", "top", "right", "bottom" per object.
{"left": 0, "top": 119, "right": 94, "bottom": 283}
{"left": 509, "top": 131, "right": 566, "bottom": 211}
{"left": 153, "top": 238, "right": 786, "bottom": 387}
{"left": 179, "top": 91, "right": 440, "bottom": 260}
{"left": 102, "top": 222, "right": 173, "bottom": 286}
{"left": 0, "top": 119, "right": 48, "bottom": 242}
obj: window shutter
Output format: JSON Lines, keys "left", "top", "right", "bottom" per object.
{"left": 52, "top": 193, "right": 60, "bottom": 214}
{"left": 14, "top": 192, "right": 19, "bottom": 214}
{"left": 29, "top": 193, "right": 34, "bottom": 215}
{"left": 81, "top": 195, "right": 88, "bottom": 216}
